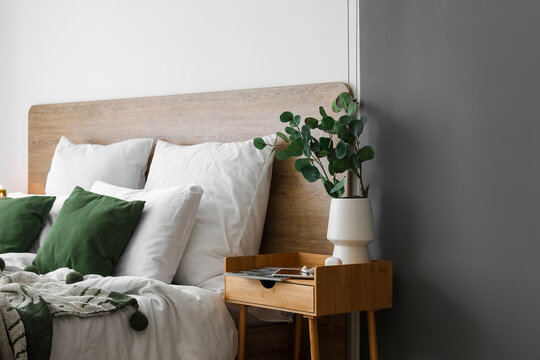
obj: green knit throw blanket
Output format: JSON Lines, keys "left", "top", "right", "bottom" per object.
{"left": 0, "top": 269, "right": 144, "bottom": 360}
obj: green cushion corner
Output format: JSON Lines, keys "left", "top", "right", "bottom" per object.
{"left": 0, "top": 196, "right": 56, "bottom": 253}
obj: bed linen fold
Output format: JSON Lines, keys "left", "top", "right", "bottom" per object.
{"left": 0, "top": 253, "right": 237, "bottom": 360}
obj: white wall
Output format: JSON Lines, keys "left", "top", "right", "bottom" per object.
{"left": 0, "top": 0, "right": 350, "bottom": 192}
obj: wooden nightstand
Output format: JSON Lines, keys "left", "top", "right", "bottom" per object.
{"left": 224, "top": 253, "right": 392, "bottom": 360}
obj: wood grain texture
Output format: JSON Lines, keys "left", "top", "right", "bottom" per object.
{"left": 238, "top": 304, "right": 247, "bottom": 360}
{"left": 315, "top": 261, "right": 393, "bottom": 316}
{"left": 226, "top": 277, "right": 314, "bottom": 313}
{"left": 308, "top": 317, "right": 320, "bottom": 360}
{"left": 367, "top": 311, "right": 379, "bottom": 360}
{"left": 294, "top": 314, "right": 303, "bottom": 360}
{"left": 28, "top": 82, "right": 349, "bottom": 255}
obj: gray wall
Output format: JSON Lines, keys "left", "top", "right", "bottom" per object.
{"left": 360, "top": 1, "right": 540, "bottom": 358}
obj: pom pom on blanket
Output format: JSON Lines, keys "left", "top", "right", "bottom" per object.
{"left": 66, "top": 271, "right": 84, "bottom": 284}
{"left": 0, "top": 257, "right": 4, "bottom": 271}
{"left": 24, "top": 265, "right": 40, "bottom": 274}
{"left": 129, "top": 310, "right": 148, "bottom": 331}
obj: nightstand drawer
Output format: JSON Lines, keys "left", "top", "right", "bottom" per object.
{"left": 225, "top": 276, "right": 314, "bottom": 313}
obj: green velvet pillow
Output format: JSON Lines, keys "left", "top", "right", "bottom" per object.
{"left": 33, "top": 186, "right": 145, "bottom": 276}
{"left": 0, "top": 196, "right": 56, "bottom": 253}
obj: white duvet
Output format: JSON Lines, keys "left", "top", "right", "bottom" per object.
{"left": 0, "top": 253, "right": 237, "bottom": 360}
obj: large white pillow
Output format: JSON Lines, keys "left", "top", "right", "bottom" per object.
{"left": 45, "top": 137, "right": 154, "bottom": 195}
{"left": 145, "top": 136, "right": 275, "bottom": 285}
{"left": 91, "top": 181, "right": 203, "bottom": 283}
{"left": 7, "top": 192, "right": 68, "bottom": 253}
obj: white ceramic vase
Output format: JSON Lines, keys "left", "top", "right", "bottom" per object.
{"left": 326, "top": 197, "right": 375, "bottom": 264}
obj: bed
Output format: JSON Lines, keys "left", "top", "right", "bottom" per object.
{"left": 3, "top": 82, "right": 349, "bottom": 359}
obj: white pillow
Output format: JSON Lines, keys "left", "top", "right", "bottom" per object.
{"left": 145, "top": 136, "right": 275, "bottom": 285}
{"left": 7, "top": 192, "right": 68, "bottom": 253}
{"left": 91, "top": 181, "right": 203, "bottom": 283}
{"left": 45, "top": 137, "right": 154, "bottom": 195}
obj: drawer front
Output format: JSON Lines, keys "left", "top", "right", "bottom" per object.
{"left": 225, "top": 276, "right": 314, "bottom": 313}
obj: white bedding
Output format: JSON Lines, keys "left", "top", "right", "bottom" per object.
{"left": 0, "top": 253, "right": 237, "bottom": 360}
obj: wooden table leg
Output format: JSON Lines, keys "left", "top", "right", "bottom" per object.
{"left": 237, "top": 304, "right": 247, "bottom": 360}
{"left": 307, "top": 317, "right": 320, "bottom": 360}
{"left": 294, "top": 314, "right": 303, "bottom": 360}
{"left": 367, "top": 310, "right": 379, "bottom": 360}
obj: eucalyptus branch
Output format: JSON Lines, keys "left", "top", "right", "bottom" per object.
{"left": 253, "top": 91, "right": 373, "bottom": 198}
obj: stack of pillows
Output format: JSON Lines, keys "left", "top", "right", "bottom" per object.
{"left": 0, "top": 135, "right": 275, "bottom": 285}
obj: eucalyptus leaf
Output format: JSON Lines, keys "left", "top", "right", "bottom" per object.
{"left": 350, "top": 119, "right": 364, "bottom": 137}
{"left": 339, "top": 115, "right": 351, "bottom": 125}
{"left": 349, "top": 153, "right": 360, "bottom": 170}
{"left": 317, "top": 149, "right": 330, "bottom": 158}
{"left": 347, "top": 102, "right": 357, "bottom": 117}
{"left": 276, "top": 132, "right": 290, "bottom": 143}
{"left": 319, "top": 106, "right": 328, "bottom": 118}
{"left": 336, "top": 124, "right": 354, "bottom": 142}
{"left": 275, "top": 148, "right": 290, "bottom": 161}
{"left": 358, "top": 145, "right": 375, "bottom": 162}
{"left": 309, "top": 139, "right": 321, "bottom": 152}
{"left": 330, "top": 178, "right": 346, "bottom": 194}
{"left": 290, "top": 129, "right": 302, "bottom": 142}
{"left": 290, "top": 115, "right": 301, "bottom": 127}
{"left": 338, "top": 92, "right": 352, "bottom": 108}
{"left": 328, "top": 160, "right": 335, "bottom": 175}
{"left": 300, "top": 165, "right": 321, "bottom": 182}
{"left": 291, "top": 136, "right": 305, "bottom": 149}
{"left": 294, "top": 158, "right": 311, "bottom": 171}
{"left": 333, "top": 158, "right": 350, "bottom": 173}
{"left": 289, "top": 146, "right": 303, "bottom": 157}
{"left": 335, "top": 140, "right": 348, "bottom": 159}
{"left": 303, "top": 144, "right": 312, "bottom": 157}
{"left": 346, "top": 143, "right": 355, "bottom": 157}
{"left": 336, "top": 184, "right": 345, "bottom": 197}
{"left": 332, "top": 100, "right": 341, "bottom": 113}
{"left": 253, "top": 137, "right": 267, "bottom": 150}
{"left": 320, "top": 137, "right": 332, "bottom": 150}
{"left": 305, "top": 117, "right": 318, "bottom": 129}
{"left": 301, "top": 125, "right": 311, "bottom": 141}
{"left": 323, "top": 180, "right": 341, "bottom": 198}
{"left": 280, "top": 111, "right": 293, "bottom": 123}
{"left": 323, "top": 181, "right": 333, "bottom": 197}
{"left": 321, "top": 116, "right": 335, "bottom": 131}
{"left": 285, "top": 126, "right": 295, "bottom": 135}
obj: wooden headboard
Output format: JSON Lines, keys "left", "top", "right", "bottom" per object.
{"left": 29, "top": 82, "right": 349, "bottom": 255}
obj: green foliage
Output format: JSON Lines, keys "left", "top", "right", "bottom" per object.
{"left": 253, "top": 92, "right": 374, "bottom": 198}
{"left": 276, "top": 132, "right": 290, "bottom": 143}
{"left": 280, "top": 111, "right": 293, "bottom": 123}
{"left": 320, "top": 117, "right": 335, "bottom": 131}
{"left": 305, "top": 117, "right": 318, "bottom": 129}
{"left": 253, "top": 137, "right": 267, "bottom": 150}
{"left": 335, "top": 140, "right": 348, "bottom": 159}
{"left": 294, "top": 158, "right": 311, "bottom": 171}
{"left": 358, "top": 145, "right": 375, "bottom": 162}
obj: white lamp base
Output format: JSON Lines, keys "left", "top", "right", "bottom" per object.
{"left": 332, "top": 243, "right": 371, "bottom": 264}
